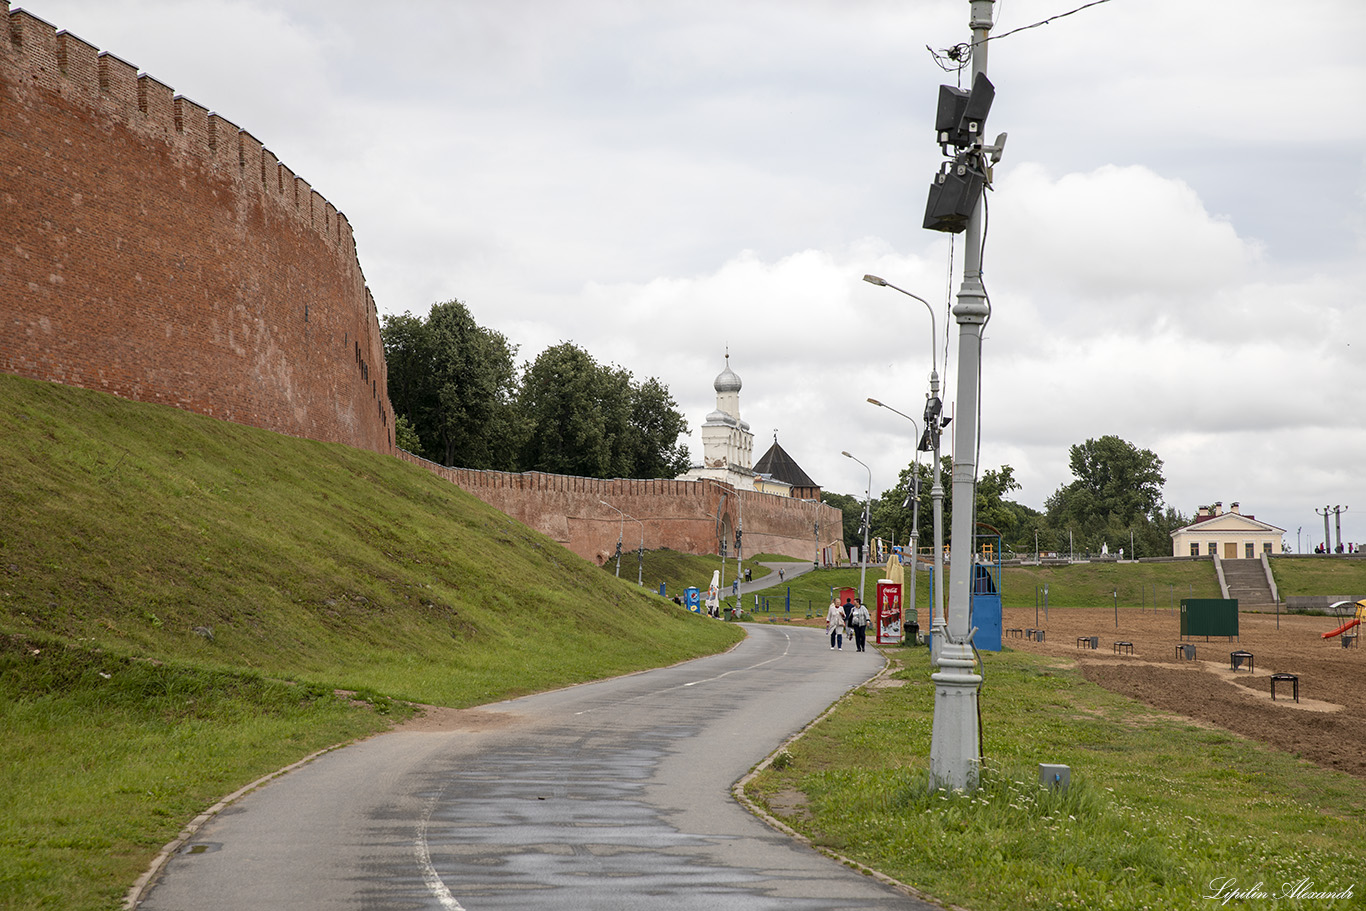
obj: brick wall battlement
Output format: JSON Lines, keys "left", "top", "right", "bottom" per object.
{"left": 1, "top": 3, "right": 393, "bottom": 453}
{"left": 399, "top": 452, "right": 845, "bottom": 567}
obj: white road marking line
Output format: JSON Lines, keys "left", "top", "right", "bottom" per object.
{"left": 683, "top": 632, "right": 792, "bottom": 686}
{"left": 416, "top": 792, "right": 466, "bottom": 911}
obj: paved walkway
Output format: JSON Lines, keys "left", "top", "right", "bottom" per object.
{"left": 138, "top": 625, "right": 938, "bottom": 911}
{"left": 733, "top": 560, "right": 815, "bottom": 597}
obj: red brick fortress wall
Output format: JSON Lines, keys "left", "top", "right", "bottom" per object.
{"left": 400, "top": 452, "right": 844, "bottom": 567}
{"left": 0, "top": 5, "right": 392, "bottom": 453}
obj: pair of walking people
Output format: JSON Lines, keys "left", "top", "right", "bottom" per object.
{"left": 825, "top": 597, "right": 870, "bottom": 652}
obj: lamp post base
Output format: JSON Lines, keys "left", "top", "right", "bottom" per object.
{"left": 929, "top": 638, "right": 982, "bottom": 791}
{"left": 928, "top": 618, "right": 946, "bottom": 667}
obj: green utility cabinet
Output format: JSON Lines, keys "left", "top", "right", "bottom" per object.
{"left": 1179, "top": 598, "right": 1239, "bottom": 640}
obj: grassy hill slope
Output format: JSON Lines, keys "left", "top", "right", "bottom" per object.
{"left": 0, "top": 373, "right": 740, "bottom": 705}
{"left": 0, "top": 372, "right": 741, "bottom": 910}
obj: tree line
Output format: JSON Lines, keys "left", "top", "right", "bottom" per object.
{"left": 383, "top": 301, "right": 691, "bottom": 478}
{"left": 823, "top": 435, "right": 1189, "bottom": 561}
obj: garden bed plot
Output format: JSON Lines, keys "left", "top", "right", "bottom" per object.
{"left": 1001, "top": 607, "right": 1366, "bottom": 780}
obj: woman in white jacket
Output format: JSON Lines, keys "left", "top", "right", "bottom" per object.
{"left": 825, "top": 600, "right": 846, "bottom": 650}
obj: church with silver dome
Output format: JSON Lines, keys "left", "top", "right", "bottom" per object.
{"left": 677, "top": 354, "right": 823, "bottom": 502}
{"left": 677, "top": 354, "right": 757, "bottom": 490}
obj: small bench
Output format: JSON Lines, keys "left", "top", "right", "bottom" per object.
{"left": 1175, "top": 644, "right": 1196, "bottom": 661}
{"left": 1270, "top": 673, "right": 1299, "bottom": 703}
{"left": 1026, "top": 628, "right": 1045, "bottom": 641}
{"left": 1230, "top": 650, "right": 1254, "bottom": 673}
{"left": 1113, "top": 641, "right": 1134, "bottom": 655}
{"left": 1005, "top": 628, "right": 1024, "bottom": 638}
{"left": 1077, "top": 636, "right": 1098, "bottom": 649}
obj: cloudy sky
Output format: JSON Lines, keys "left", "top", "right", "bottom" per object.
{"left": 19, "top": 0, "right": 1366, "bottom": 551}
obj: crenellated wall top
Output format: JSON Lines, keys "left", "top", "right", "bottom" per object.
{"left": 2, "top": 2, "right": 368, "bottom": 312}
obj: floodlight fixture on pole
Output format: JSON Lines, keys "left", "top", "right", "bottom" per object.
{"left": 842, "top": 450, "right": 872, "bottom": 605}
{"left": 600, "top": 499, "right": 625, "bottom": 579}
{"left": 862, "top": 277, "right": 949, "bottom": 665}
{"left": 867, "top": 398, "right": 923, "bottom": 647}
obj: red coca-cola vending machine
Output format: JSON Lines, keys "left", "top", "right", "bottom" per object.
{"left": 875, "top": 579, "right": 902, "bottom": 645}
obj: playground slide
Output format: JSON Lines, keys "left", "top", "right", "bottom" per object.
{"left": 1322, "top": 618, "right": 1361, "bottom": 639}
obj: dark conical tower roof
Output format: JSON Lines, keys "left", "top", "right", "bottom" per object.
{"left": 753, "top": 438, "right": 817, "bottom": 490}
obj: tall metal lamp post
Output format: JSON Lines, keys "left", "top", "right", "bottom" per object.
{"left": 842, "top": 451, "right": 872, "bottom": 604}
{"left": 927, "top": 0, "right": 1000, "bottom": 793}
{"left": 866, "top": 399, "right": 921, "bottom": 645}
{"left": 599, "top": 499, "right": 625, "bottom": 579}
{"left": 628, "top": 514, "right": 645, "bottom": 585}
{"left": 863, "top": 275, "right": 949, "bottom": 665}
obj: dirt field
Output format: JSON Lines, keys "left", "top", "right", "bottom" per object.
{"left": 1000, "top": 606, "right": 1366, "bottom": 780}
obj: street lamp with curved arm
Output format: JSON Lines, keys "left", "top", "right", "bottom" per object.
{"left": 841, "top": 451, "right": 872, "bottom": 605}
{"left": 867, "top": 398, "right": 922, "bottom": 645}
{"left": 865, "top": 285, "right": 949, "bottom": 665}
{"left": 863, "top": 275, "right": 937, "bottom": 379}
{"left": 866, "top": 398, "right": 919, "bottom": 441}
{"left": 601, "top": 499, "right": 646, "bottom": 585}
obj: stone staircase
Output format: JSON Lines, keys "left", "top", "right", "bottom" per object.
{"left": 1218, "top": 556, "right": 1277, "bottom": 609}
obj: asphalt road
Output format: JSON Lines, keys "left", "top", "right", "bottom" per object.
{"left": 138, "top": 624, "right": 939, "bottom": 910}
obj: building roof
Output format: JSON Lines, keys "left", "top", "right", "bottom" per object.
{"left": 1170, "top": 512, "right": 1287, "bottom": 537}
{"left": 753, "top": 439, "right": 818, "bottom": 490}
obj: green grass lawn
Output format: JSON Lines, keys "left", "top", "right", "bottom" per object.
{"left": 1000, "top": 560, "right": 1222, "bottom": 609}
{"left": 1270, "top": 557, "right": 1366, "bottom": 598}
{"left": 748, "top": 645, "right": 1366, "bottom": 911}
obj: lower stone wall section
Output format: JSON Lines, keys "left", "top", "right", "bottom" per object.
{"left": 398, "top": 452, "right": 845, "bottom": 567}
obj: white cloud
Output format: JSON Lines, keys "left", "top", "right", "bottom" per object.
{"left": 15, "top": 0, "right": 1366, "bottom": 549}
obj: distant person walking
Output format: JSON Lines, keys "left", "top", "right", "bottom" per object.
{"left": 825, "top": 600, "right": 845, "bottom": 651}
{"left": 850, "top": 599, "right": 870, "bottom": 652}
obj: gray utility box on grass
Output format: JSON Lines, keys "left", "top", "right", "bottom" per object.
{"left": 1039, "top": 763, "right": 1071, "bottom": 792}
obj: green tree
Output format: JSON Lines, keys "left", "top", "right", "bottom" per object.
{"left": 626, "top": 377, "right": 691, "bottom": 478}
{"left": 393, "top": 414, "right": 423, "bottom": 453}
{"left": 1047, "top": 435, "right": 1164, "bottom": 524}
{"left": 428, "top": 301, "right": 521, "bottom": 469}
{"left": 867, "top": 459, "right": 1041, "bottom": 556}
{"left": 518, "top": 343, "right": 690, "bottom": 478}
{"left": 518, "top": 343, "right": 607, "bottom": 476}
{"left": 821, "top": 491, "right": 867, "bottom": 551}
{"left": 380, "top": 300, "right": 521, "bottom": 468}
{"left": 975, "top": 465, "right": 1026, "bottom": 546}
{"left": 868, "top": 458, "right": 947, "bottom": 552}
{"left": 381, "top": 311, "right": 438, "bottom": 459}
{"left": 1044, "top": 435, "right": 1183, "bottom": 557}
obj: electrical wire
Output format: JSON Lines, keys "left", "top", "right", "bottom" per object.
{"left": 927, "top": 0, "right": 1116, "bottom": 70}
{"left": 943, "top": 235, "right": 956, "bottom": 382}
{"left": 980, "top": 0, "right": 1114, "bottom": 45}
